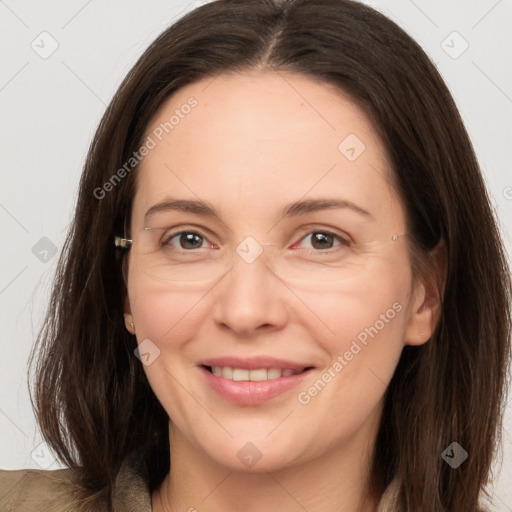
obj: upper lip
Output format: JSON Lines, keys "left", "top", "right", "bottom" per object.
{"left": 200, "top": 356, "right": 313, "bottom": 371}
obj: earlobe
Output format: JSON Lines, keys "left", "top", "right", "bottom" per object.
{"left": 124, "top": 314, "right": 136, "bottom": 335}
{"left": 124, "top": 296, "right": 136, "bottom": 335}
{"left": 404, "top": 240, "right": 446, "bottom": 346}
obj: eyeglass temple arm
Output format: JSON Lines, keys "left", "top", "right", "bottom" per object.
{"left": 114, "top": 214, "right": 133, "bottom": 249}
{"left": 114, "top": 236, "right": 133, "bottom": 249}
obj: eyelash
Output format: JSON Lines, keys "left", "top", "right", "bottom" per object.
{"left": 160, "top": 227, "right": 350, "bottom": 253}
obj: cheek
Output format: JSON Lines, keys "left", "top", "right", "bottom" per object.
{"left": 127, "top": 280, "right": 209, "bottom": 415}
{"left": 127, "top": 261, "right": 210, "bottom": 343}
{"left": 296, "top": 269, "right": 410, "bottom": 345}
{"left": 291, "top": 284, "right": 408, "bottom": 437}
{"left": 292, "top": 269, "right": 411, "bottom": 399}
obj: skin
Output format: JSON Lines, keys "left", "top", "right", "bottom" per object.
{"left": 124, "top": 70, "right": 443, "bottom": 512}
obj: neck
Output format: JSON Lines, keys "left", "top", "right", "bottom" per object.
{"left": 153, "top": 417, "right": 382, "bottom": 512}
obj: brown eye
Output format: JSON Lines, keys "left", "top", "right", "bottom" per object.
{"left": 297, "top": 231, "right": 348, "bottom": 251}
{"left": 310, "top": 232, "right": 335, "bottom": 250}
{"left": 166, "top": 231, "right": 206, "bottom": 250}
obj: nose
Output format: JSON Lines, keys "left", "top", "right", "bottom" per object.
{"left": 211, "top": 246, "right": 288, "bottom": 337}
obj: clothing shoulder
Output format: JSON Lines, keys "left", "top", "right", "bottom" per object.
{"left": 0, "top": 467, "right": 107, "bottom": 512}
{"left": 376, "top": 477, "right": 402, "bottom": 512}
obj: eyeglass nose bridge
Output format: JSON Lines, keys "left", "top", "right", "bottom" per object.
{"left": 233, "top": 236, "right": 278, "bottom": 266}
{"left": 223, "top": 239, "right": 286, "bottom": 286}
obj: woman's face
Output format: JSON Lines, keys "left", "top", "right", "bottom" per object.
{"left": 125, "top": 70, "right": 432, "bottom": 472}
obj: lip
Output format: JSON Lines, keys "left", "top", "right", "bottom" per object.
{"left": 199, "top": 359, "right": 314, "bottom": 406}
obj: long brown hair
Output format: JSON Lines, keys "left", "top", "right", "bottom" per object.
{"left": 30, "top": 0, "right": 511, "bottom": 510}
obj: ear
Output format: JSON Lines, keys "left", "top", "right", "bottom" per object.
{"left": 404, "top": 240, "right": 446, "bottom": 346}
{"left": 124, "top": 295, "right": 136, "bottom": 335}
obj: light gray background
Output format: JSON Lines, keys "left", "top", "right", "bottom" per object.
{"left": 1, "top": 0, "right": 511, "bottom": 509}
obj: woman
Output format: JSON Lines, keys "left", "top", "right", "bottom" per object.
{"left": 0, "top": 0, "right": 509, "bottom": 510}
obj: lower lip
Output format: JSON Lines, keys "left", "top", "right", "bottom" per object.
{"left": 199, "top": 366, "right": 313, "bottom": 406}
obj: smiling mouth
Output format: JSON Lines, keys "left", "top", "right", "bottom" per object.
{"left": 202, "top": 365, "right": 313, "bottom": 381}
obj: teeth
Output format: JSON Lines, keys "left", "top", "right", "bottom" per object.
{"left": 233, "top": 368, "right": 249, "bottom": 381}
{"left": 248, "top": 368, "right": 268, "bottom": 381}
{"left": 210, "top": 366, "right": 303, "bottom": 381}
{"left": 221, "top": 367, "right": 233, "bottom": 379}
{"left": 267, "top": 368, "right": 282, "bottom": 379}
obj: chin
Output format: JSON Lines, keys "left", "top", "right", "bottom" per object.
{"left": 192, "top": 432, "right": 312, "bottom": 474}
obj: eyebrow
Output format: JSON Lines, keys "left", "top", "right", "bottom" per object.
{"left": 144, "top": 197, "right": 373, "bottom": 222}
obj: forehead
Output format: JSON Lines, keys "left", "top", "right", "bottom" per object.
{"left": 133, "top": 70, "right": 399, "bottom": 224}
